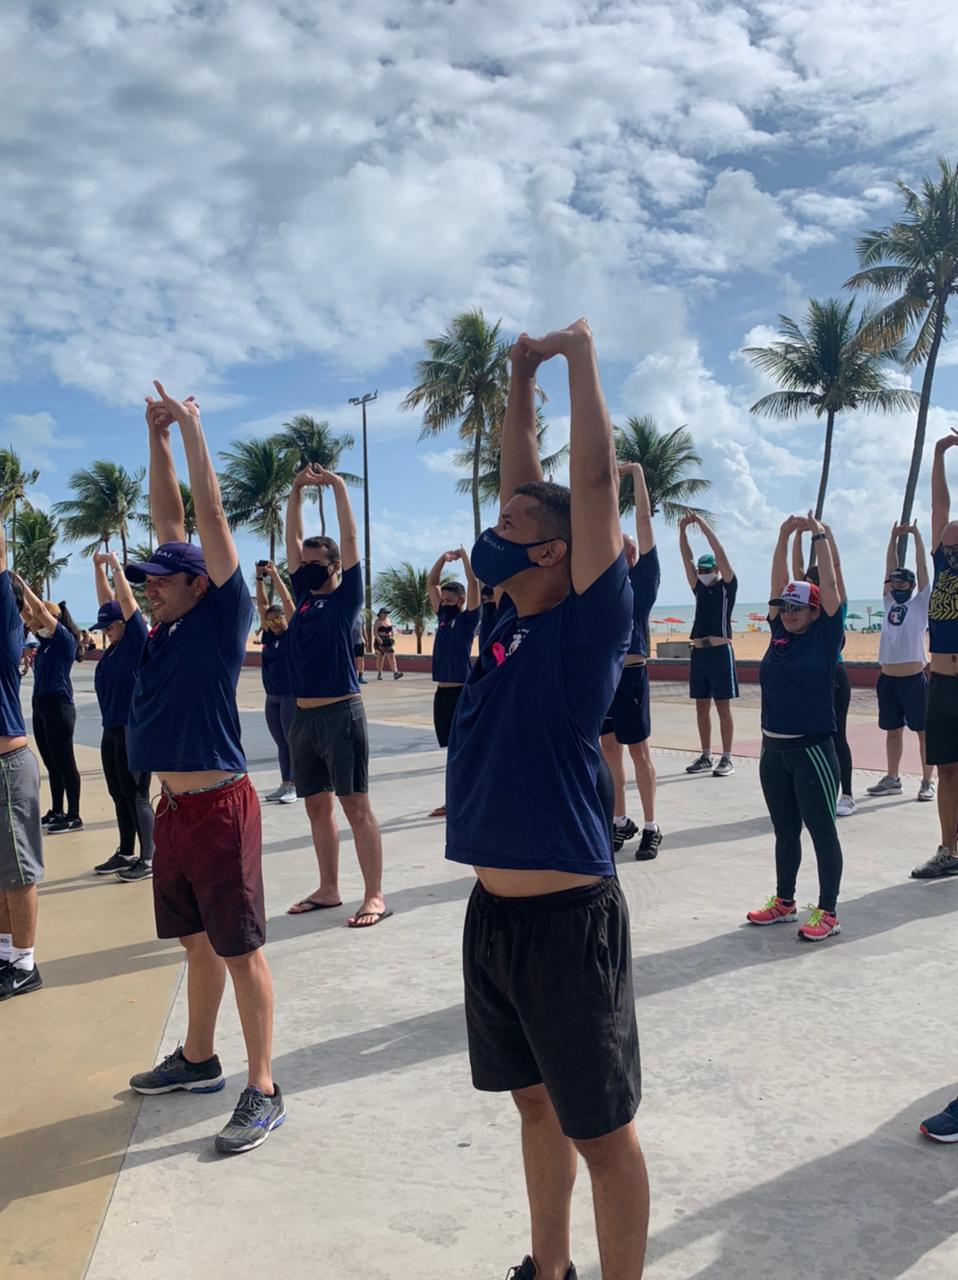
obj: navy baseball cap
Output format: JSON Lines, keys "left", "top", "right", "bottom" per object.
{"left": 124, "top": 541, "right": 208, "bottom": 583}
{"left": 888, "top": 567, "right": 916, "bottom": 584}
{"left": 90, "top": 600, "right": 124, "bottom": 630}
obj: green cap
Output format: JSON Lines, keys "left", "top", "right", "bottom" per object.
{"left": 697, "top": 553, "right": 717, "bottom": 571}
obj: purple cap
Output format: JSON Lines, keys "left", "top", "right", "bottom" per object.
{"left": 124, "top": 541, "right": 208, "bottom": 584}
{"left": 90, "top": 600, "right": 124, "bottom": 630}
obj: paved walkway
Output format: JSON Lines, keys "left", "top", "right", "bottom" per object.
{"left": 3, "top": 671, "right": 955, "bottom": 1279}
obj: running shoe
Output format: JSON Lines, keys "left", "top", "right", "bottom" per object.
{"left": 507, "top": 1259, "right": 577, "bottom": 1280}
{"left": 117, "top": 860, "right": 153, "bottom": 882}
{"left": 377, "top": 672, "right": 383, "bottom": 680}
{"left": 918, "top": 779, "right": 936, "bottom": 803}
{"left": 264, "top": 784, "right": 288, "bottom": 802}
{"left": 94, "top": 850, "right": 136, "bottom": 876}
{"left": 836, "top": 795, "right": 857, "bottom": 817}
{"left": 867, "top": 775, "right": 902, "bottom": 796}
{"left": 215, "top": 1083, "right": 286, "bottom": 1154}
{"left": 747, "top": 896, "right": 798, "bottom": 925}
{"left": 277, "top": 785, "right": 298, "bottom": 804}
{"left": 40, "top": 810, "right": 63, "bottom": 827}
{"left": 612, "top": 817, "right": 639, "bottom": 852}
{"left": 357, "top": 675, "right": 367, "bottom": 684}
{"left": 797, "top": 907, "right": 841, "bottom": 942}
{"left": 393, "top": 671, "right": 404, "bottom": 680}
{"left": 636, "top": 827, "right": 662, "bottom": 861}
{"left": 130, "top": 1047, "right": 225, "bottom": 1094}
{"left": 686, "top": 753, "right": 714, "bottom": 775}
{"left": 712, "top": 754, "right": 735, "bottom": 778}
{"left": 0, "top": 963, "right": 42, "bottom": 1001}
{"left": 920, "top": 1097, "right": 958, "bottom": 1143}
{"left": 911, "top": 847, "right": 958, "bottom": 880}
{"left": 46, "top": 815, "right": 83, "bottom": 835}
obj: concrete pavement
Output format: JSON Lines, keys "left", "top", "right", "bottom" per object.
{"left": 4, "top": 669, "right": 957, "bottom": 1279}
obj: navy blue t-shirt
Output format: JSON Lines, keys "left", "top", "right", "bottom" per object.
{"left": 33, "top": 622, "right": 76, "bottom": 702}
{"left": 288, "top": 563, "right": 363, "bottom": 698}
{"left": 446, "top": 555, "right": 632, "bottom": 876}
{"left": 929, "top": 546, "right": 958, "bottom": 654}
{"left": 0, "top": 572, "right": 26, "bottom": 737}
{"left": 478, "top": 601, "right": 498, "bottom": 651}
{"left": 260, "top": 627, "right": 292, "bottom": 696}
{"left": 127, "top": 567, "right": 253, "bottom": 773}
{"left": 628, "top": 547, "right": 661, "bottom": 658}
{"left": 760, "top": 607, "right": 845, "bottom": 736}
{"left": 94, "top": 611, "right": 148, "bottom": 729}
{"left": 432, "top": 604, "right": 480, "bottom": 683}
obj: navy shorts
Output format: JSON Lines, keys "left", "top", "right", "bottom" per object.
{"left": 877, "top": 671, "right": 928, "bottom": 733}
{"left": 689, "top": 644, "right": 739, "bottom": 701}
{"left": 601, "top": 664, "right": 651, "bottom": 744}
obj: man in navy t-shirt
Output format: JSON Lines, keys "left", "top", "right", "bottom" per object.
{"left": 284, "top": 464, "right": 389, "bottom": 928}
{"left": 447, "top": 320, "right": 648, "bottom": 1278}
{"left": 425, "top": 546, "right": 480, "bottom": 818}
{"left": 125, "top": 382, "right": 284, "bottom": 1157}
{"left": 601, "top": 461, "right": 662, "bottom": 860}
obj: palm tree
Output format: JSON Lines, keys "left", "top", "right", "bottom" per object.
{"left": 271, "top": 415, "right": 362, "bottom": 536}
{"left": 53, "top": 461, "right": 144, "bottom": 559}
{"left": 615, "top": 416, "right": 712, "bottom": 522}
{"left": 14, "top": 508, "right": 69, "bottom": 596}
{"left": 845, "top": 158, "right": 958, "bottom": 555}
{"left": 745, "top": 298, "right": 918, "bottom": 520}
{"left": 0, "top": 447, "right": 40, "bottom": 571}
{"left": 219, "top": 439, "right": 298, "bottom": 562}
{"left": 453, "top": 411, "right": 569, "bottom": 508}
{"left": 374, "top": 563, "right": 436, "bottom": 654}
{"left": 402, "top": 309, "right": 511, "bottom": 540}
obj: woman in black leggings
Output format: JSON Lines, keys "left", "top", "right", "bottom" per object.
{"left": 256, "top": 559, "right": 297, "bottom": 804}
{"left": 748, "top": 514, "right": 846, "bottom": 942}
{"left": 19, "top": 584, "right": 83, "bottom": 833}
{"left": 90, "top": 552, "right": 154, "bottom": 880}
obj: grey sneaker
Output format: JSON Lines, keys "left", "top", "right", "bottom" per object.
{"left": 911, "top": 847, "right": 958, "bottom": 880}
{"left": 867, "top": 775, "right": 902, "bottom": 796}
{"left": 277, "top": 785, "right": 298, "bottom": 804}
{"left": 713, "top": 754, "right": 735, "bottom": 778}
{"left": 215, "top": 1083, "right": 286, "bottom": 1154}
{"left": 117, "top": 859, "right": 153, "bottom": 882}
{"left": 918, "top": 779, "right": 936, "bottom": 802}
{"left": 264, "top": 784, "right": 287, "bottom": 802}
{"left": 130, "top": 1046, "right": 225, "bottom": 1094}
{"left": 686, "top": 753, "right": 714, "bottom": 775}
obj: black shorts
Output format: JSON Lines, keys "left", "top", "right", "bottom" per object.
{"left": 353, "top": 641, "right": 366, "bottom": 658}
{"left": 925, "top": 674, "right": 958, "bottom": 766}
{"left": 288, "top": 699, "right": 369, "bottom": 797}
{"left": 601, "top": 664, "right": 651, "bottom": 744}
{"left": 877, "top": 671, "right": 928, "bottom": 732}
{"left": 433, "top": 684, "right": 464, "bottom": 748}
{"left": 463, "top": 876, "right": 641, "bottom": 1140}
{"left": 689, "top": 644, "right": 739, "bottom": 701}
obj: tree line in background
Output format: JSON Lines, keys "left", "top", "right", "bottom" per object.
{"left": 3, "top": 158, "right": 956, "bottom": 631}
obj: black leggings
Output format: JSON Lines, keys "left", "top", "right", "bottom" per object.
{"left": 32, "top": 694, "right": 81, "bottom": 817}
{"left": 101, "top": 725, "right": 154, "bottom": 859}
{"left": 833, "top": 664, "right": 853, "bottom": 796}
{"left": 759, "top": 734, "right": 843, "bottom": 913}
{"left": 264, "top": 694, "right": 296, "bottom": 782}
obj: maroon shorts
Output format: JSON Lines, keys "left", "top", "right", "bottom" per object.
{"left": 152, "top": 775, "right": 265, "bottom": 957}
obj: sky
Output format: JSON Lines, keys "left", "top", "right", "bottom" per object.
{"left": 4, "top": 0, "right": 958, "bottom": 623}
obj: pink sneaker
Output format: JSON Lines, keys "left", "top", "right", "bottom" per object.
{"left": 797, "top": 907, "right": 841, "bottom": 942}
{"left": 747, "top": 896, "right": 798, "bottom": 925}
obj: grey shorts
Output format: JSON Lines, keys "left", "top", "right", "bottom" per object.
{"left": 289, "top": 699, "right": 369, "bottom": 797}
{"left": 0, "top": 746, "right": 44, "bottom": 889}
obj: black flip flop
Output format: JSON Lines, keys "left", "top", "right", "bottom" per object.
{"left": 287, "top": 898, "right": 343, "bottom": 915}
{"left": 347, "top": 909, "right": 394, "bottom": 929}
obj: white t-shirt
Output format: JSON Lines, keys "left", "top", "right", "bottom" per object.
{"left": 878, "top": 583, "right": 930, "bottom": 665}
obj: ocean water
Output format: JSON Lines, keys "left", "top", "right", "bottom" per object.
{"left": 650, "top": 599, "right": 888, "bottom": 632}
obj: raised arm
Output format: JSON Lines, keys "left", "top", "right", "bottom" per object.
{"left": 459, "top": 543, "right": 480, "bottom": 611}
{"left": 427, "top": 550, "right": 453, "bottom": 612}
{"left": 931, "top": 432, "right": 958, "bottom": 548}
{"left": 696, "top": 517, "right": 734, "bottom": 582}
{"left": 678, "top": 515, "right": 697, "bottom": 592}
{"left": 326, "top": 471, "right": 359, "bottom": 571}
{"left": 769, "top": 517, "right": 799, "bottom": 619}
{"left": 265, "top": 561, "right": 295, "bottom": 623}
{"left": 151, "top": 383, "right": 237, "bottom": 587}
{"left": 255, "top": 567, "right": 270, "bottom": 629}
{"left": 619, "top": 462, "right": 654, "bottom": 555}
{"left": 105, "top": 551, "right": 138, "bottom": 621}
{"left": 910, "top": 523, "right": 930, "bottom": 592}
{"left": 12, "top": 573, "right": 58, "bottom": 633}
{"left": 500, "top": 341, "right": 547, "bottom": 505}
{"left": 792, "top": 530, "right": 806, "bottom": 583}
{"left": 806, "top": 518, "right": 840, "bottom": 616}
{"left": 0, "top": 520, "right": 7, "bottom": 575}
{"left": 285, "top": 467, "right": 312, "bottom": 575}
{"left": 884, "top": 524, "right": 898, "bottom": 583}
{"left": 93, "top": 552, "right": 115, "bottom": 607}
{"left": 144, "top": 397, "right": 187, "bottom": 545}
{"left": 822, "top": 523, "right": 847, "bottom": 604}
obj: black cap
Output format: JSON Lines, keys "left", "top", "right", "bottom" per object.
{"left": 888, "top": 568, "right": 916, "bottom": 584}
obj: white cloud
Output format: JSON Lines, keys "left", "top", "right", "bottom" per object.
{"left": 234, "top": 388, "right": 416, "bottom": 442}
{"left": 421, "top": 449, "right": 462, "bottom": 477}
{"left": 6, "top": 412, "right": 82, "bottom": 470}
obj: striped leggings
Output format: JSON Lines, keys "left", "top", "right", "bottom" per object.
{"left": 760, "top": 734, "right": 843, "bottom": 913}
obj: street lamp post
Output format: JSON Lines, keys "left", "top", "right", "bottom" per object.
{"left": 348, "top": 390, "right": 378, "bottom": 652}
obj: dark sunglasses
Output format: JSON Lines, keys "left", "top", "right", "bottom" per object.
{"left": 779, "top": 603, "right": 809, "bottom": 614}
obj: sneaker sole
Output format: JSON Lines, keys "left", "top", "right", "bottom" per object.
{"left": 746, "top": 913, "right": 798, "bottom": 925}
{"left": 46, "top": 827, "right": 84, "bottom": 835}
{"left": 867, "top": 789, "right": 902, "bottom": 797}
{"left": 131, "top": 1076, "right": 226, "bottom": 1095}
{"left": 797, "top": 924, "right": 841, "bottom": 942}
{"left": 215, "top": 1110, "right": 286, "bottom": 1154}
{"left": 94, "top": 865, "right": 134, "bottom": 875}
{"left": 917, "top": 794, "right": 936, "bottom": 802}
{"left": 920, "top": 1124, "right": 958, "bottom": 1143}
{"left": 910, "top": 867, "right": 958, "bottom": 880}
{"left": 712, "top": 770, "right": 734, "bottom": 778}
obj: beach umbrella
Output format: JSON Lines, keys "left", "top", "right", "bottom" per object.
{"left": 662, "top": 615, "right": 684, "bottom": 638}
{"left": 847, "top": 612, "right": 862, "bottom": 618}
{"left": 748, "top": 612, "right": 766, "bottom": 621}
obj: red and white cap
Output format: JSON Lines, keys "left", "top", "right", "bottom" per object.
{"left": 770, "top": 581, "right": 821, "bottom": 609}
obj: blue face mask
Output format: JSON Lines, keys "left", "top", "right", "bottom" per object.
{"left": 891, "top": 588, "right": 913, "bottom": 605}
{"left": 470, "top": 528, "right": 558, "bottom": 588}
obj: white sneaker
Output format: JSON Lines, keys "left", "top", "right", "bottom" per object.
{"left": 278, "top": 786, "right": 298, "bottom": 804}
{"left": 836, "top": 794, "right": 857, "bottom": 817}
{"left": 918, "top": 779, "right": 936, "bottom": 802}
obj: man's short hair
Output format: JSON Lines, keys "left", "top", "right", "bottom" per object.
{"left": 303, "top": 535, "right": 341, "bottom": 562}
{"left": 265, "top": 603, "right": 284, "bottom": 615}
{"left": 441, "top": 581, "right": 466, "bottom": 597}
{"left": 514, "top": 481, "right": 572, "bottom": 547}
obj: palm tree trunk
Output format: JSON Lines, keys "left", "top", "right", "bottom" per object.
{"left": 471, "top": 421, "right": 483, "bottom": 542}
{"left": 120, "top": 525, "right": 128, "bottom": 563}
{"left": 808, "top": 409, "right": 836, "bottom": 570}
{"left": 269, "top": 528, "right": 276, "bottom": 563}
{"left": 318, "top": 490, "right": 326, "bottom": 537}
{"left": 898, "top": 299, "right": 948, "bottom": 564}
{"left": 416, "top": 623, "right": 423, "bottom": 655}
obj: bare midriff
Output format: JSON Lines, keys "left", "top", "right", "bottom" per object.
{"left": 474, "top": 866, "right": 603, "bottom": 897}
{"left": 435, "top": 681, "right": 465, "bottom": 689}
{"left": 0, "top": 734, "right": 27, "bottom": 757}
{"left": 691, "top": 636, "right": 731, "bottom": 649}
{"left": 296, "top": 693, "right": 360, "bottom": 709}
{"left": 881, "top": 660, "right": 925, "bottom": 678}
{"left": 623, "top": 655, "right": 646, "bottom": 668}
{"left": 930, "top": 653, "right": 958, "bottom": 676}
{"left": 158, "top": 769, "right": 239, "bottom": 795}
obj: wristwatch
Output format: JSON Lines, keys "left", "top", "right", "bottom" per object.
{"left": 811, "top": 532, "right": 827, "bottom": 542}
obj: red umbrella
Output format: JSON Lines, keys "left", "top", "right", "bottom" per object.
{"left": 661, "top": 615, "right": 684, "bottom": 637}
{"left": 748, "top": 612, "right": 766, "bottom": 622}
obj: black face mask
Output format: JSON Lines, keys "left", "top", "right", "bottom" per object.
{"left": 891, "top": 588, "right": 913, "bottom": 605}
{"left": 301, "top": 561, "right": 335, "bottom": 590}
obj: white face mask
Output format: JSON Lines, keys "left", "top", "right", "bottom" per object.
{"left": 697, "top": 572, "right": 718, "bottom": 587}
